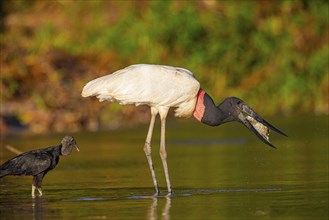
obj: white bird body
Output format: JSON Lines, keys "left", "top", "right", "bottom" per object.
{"left": 82, "top": 64, "right": 200, "bottom": 118}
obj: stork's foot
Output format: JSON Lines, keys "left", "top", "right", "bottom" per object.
{"left": 152, "top": 188, "right": 160, "bottom": 197}
{"left": 152, "top": 192, "right": 159, "bottom": 197}
{"left": 151, "top": 190, "right": 173, "bottom": 197}
{"left": 166, "top": 191, "right": 174, "bottom": 197}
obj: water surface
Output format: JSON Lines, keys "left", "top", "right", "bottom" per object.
{"left": 0, "top": 115, "right": 328, "bottom": 219}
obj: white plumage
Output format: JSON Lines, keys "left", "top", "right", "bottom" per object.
{"left": 81, "top": 64, "right": 200, "bottom": 118}
{"left": 82, "top": 64, "right": 201, "bottom": 195}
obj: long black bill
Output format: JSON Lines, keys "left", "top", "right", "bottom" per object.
{"left": 238, "top": 104, "right": 287, "bottom": 148}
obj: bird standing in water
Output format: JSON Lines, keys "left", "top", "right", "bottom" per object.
{"left": 0, "top": 136, "right": 79, "bottom": 198}
{"left": 82, "top": 64, "right": 287, "bottom": 195}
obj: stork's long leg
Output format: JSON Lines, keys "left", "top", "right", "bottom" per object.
{"left": 144, "top": 107, "right": 160, "bottom": 195}
{"left": 159, "top": 108, "right": 172, "bottom": 195}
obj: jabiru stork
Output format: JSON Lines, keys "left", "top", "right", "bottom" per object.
{"left": 81, "top": 64, "right": 287, "bottom": 196}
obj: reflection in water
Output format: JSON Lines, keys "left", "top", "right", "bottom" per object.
{"left": 32, "top": 197, "right": 44, "bottom": 220}
{"left": 162, "top": 197, "right": 171, "bottom": 220}
{"left": 147, "top": 196, "right": 171, "bottom": 220}
{"left": 147, "top": 197, "right": 157, "bottom": 220}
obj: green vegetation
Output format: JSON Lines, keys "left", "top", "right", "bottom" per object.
{"left": 0, "top": 0, "right": 328, "bottom": 134}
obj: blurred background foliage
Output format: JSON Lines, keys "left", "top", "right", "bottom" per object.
{"left": 0, "top": 0, "right": 328, "bottom": 135}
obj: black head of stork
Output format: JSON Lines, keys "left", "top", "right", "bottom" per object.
{"left": 196, "top": 93, "right": 287, "bottom": 148}
{"left": 216, "top": 97, "right": 288, "bottom": 148}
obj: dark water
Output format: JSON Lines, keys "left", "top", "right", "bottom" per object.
{"left": 0, "top": 115, "right": 328, "bottom": 219}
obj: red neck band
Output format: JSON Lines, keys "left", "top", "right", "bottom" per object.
{"left": 193, "top": 89, "right": 206, "bottom": 122}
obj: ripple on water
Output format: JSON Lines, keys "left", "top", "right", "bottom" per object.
{"left": 71, "top": 187, "right": 284, "bottom": 201}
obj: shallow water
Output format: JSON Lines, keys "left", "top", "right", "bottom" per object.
{"left": 0, "top": 115, "right": 328, "bottom": 219}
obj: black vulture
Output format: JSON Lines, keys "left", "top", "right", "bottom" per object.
{"left": 0, "top": 136, "right": 79, "bottom": 197}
